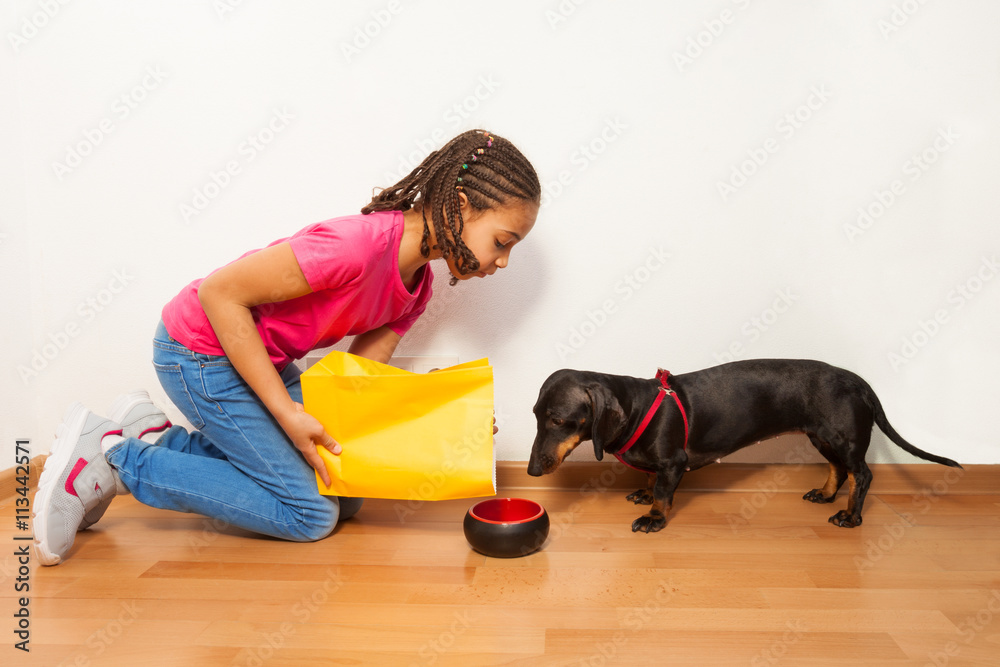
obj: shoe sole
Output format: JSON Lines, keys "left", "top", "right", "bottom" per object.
{"left": 108, "top": 390, "right": 152, "bottom": 425}
{"left": 33, "top": 403, "right": 90, "bottom": 566}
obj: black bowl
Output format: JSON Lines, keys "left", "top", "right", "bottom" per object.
{"left": 463, "top": 498, "right": 549, "bottom": 558}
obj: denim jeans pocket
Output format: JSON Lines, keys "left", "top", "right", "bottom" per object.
{"left": 153, "top": 361, "right": 207, "bottom": 430}
{"left": 198, "top": 357, "right": 251, "bottom": 404}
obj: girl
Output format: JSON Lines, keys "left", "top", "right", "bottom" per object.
{"left": 34, "top": 130, "right": 540, "bottom": 565}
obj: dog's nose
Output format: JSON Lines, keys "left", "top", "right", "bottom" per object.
{"left": 526, "top": 459, "right": 543, "bottom": 477}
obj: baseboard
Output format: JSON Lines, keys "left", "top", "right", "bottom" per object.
{"left": 1, "top": 458, "right": 995, "bottom": 505}
{"left": 497, "top": 461, "right": 998, "bottom": 495}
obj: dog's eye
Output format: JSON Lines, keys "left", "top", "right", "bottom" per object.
{"left": 550, "top": 417, "right": 565, "bottom": 427}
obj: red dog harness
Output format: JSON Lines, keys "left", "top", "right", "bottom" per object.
{"left": 613, "top": 369, "right": 690, "bottom": 472}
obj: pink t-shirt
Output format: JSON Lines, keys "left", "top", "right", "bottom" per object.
{"left": 161, "top": 211, "right": 434, "bottom": 370}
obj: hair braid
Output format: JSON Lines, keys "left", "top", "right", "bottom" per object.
{"left": 362, "top": 130, "right": 540, "bottom": 283}
{"left": 468, "top": 166, "right": 520, "bottom": 201}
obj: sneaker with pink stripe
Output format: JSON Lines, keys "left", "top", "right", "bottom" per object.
{"left": 75, "top": 391, "right": 172, "bottom": 531}
{"left": 33, "top": 404, "right": 123, "bottom": 566}
{"left": 109, "top": 390, "right": 172, "bottom": 443}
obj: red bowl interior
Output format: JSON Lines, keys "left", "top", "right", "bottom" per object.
{"left": 469, "top": 498, "right": 544, "bottom": 525}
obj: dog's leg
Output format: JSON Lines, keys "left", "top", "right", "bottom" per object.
{"left": 626, "top": 473, "right": 655, "bottom": 505}
{"left": 803, "top": 435, "right": 847, "bottom": 503}
{"left": 632, "top": 468, "right": 682, "bottom": 533}
{"left": 803, "top": 462, "right": 847, "bottom": 503}
{"left": 829, "top": 462, "right": 873, "bottom": 528}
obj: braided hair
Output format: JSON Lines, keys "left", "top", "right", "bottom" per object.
{"left": 362, "top": 130, "right": 540, "bottom": 281}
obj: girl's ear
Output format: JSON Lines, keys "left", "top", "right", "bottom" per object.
{"left": 584, "top": 385, "right": 626, "bottom": 461}
{"left": 456, "top": 191, "right": 470, "bottom": 211}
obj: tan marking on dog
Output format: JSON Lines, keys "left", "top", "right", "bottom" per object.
{"left": 820, "top": 463, "right": 839, "bottom": 498}
{"left": 846, "top": 472, "right": 857, "bottom": 513}
{"left": 554, "top": 436, "right": 581, "bottom": 465}
{"left": 647, "top": 498, "right": 671, "bottom": 520}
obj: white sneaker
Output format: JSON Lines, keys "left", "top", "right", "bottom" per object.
{"left": 34, "top": 404, "right": 123, "bottom": 566}
{"left": 109, "top": 390, "right": 172, "bottom": 442}
{"left": 74, "top": 390, "right": 172, "bottom": 530}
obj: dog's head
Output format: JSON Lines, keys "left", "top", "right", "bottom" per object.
{"left": 527, "top": 369, "right": 627, "bottom": 476}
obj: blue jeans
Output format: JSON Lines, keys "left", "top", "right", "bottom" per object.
{"left": 105, "top": 321, "right": 361, "bottom": 541}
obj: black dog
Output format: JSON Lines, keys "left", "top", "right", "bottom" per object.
{"left": 527, "top": 359, "right": 961, "bottom": 533}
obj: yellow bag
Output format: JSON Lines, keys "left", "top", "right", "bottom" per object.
{"left": 301, "top": 351, "right": 496, "bottom": 501}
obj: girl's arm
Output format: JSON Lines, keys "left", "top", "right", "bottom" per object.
{"left": 197, "top": 242, "right": 340, "bottom": 485}
{"left": 348, "top": 326, "right": 402, "bottom": 365}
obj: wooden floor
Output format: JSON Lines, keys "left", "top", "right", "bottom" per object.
{"left": 4, "top": 463, "right": 999, "bottom": 666}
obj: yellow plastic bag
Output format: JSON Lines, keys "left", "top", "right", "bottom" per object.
{"left": 301, "top": 351, "right": 496, "bottom": 501}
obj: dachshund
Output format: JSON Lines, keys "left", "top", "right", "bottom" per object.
{"left": 527, "top": 359, "right": 961, "bottom": 532}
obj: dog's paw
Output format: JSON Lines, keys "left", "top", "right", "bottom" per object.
{"left": 631, "top": 515, "right": 666, "bottom": 533}
{"left": 803, "top": 489, "right": 835, "bottom": 504}
{"left": 626, "top": 489, "right": 654, "bottom": 505}
{"left": 828, "top": 511, "right": 862, "bottom": 528}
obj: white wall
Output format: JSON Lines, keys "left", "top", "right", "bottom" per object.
{"left": 3, "top": 1, "right": 998, "bottom": 468}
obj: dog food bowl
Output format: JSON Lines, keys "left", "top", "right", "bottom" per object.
{"left": 463, "top": 498, "right": 549, "bottom": 558}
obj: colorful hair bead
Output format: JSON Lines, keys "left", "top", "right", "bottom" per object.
{"left": 457, "top": 133, "right": 495, "bottom": 188}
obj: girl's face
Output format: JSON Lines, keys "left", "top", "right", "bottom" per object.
{"left": 446, "top": 197, "right": 538, "bottom": 281}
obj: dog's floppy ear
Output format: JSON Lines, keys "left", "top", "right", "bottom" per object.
{"left": 585, "top": 384, "right": 626, "bottom": 461}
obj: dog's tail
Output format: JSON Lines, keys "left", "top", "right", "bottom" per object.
{"left": 863, "top": 385, "right": 963, "bottom": 468}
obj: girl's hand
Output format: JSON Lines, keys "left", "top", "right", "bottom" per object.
{"left": 282, "top": 403, "right": 341, "bottom": 487}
